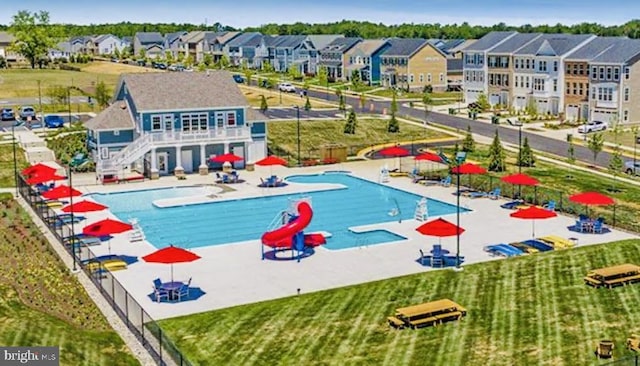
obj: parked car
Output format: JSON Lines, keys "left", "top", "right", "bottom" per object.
{"left": 168, "top": 64, "right": 185, "bottom": 72}
{"left": 1, "top": 108, "right": 14, "bottom": 121}
{"left": 278, "top": 82, "right": 296, "bottom": 93}
{"left": 44, "top": 115, "right": 65, "bottom": 128}
{"left": 577, "top": 120, "right": 607, "bottom": 133}
{"left": 152, "top": 62, "right": 167, "bottom": 70}
{"left": 19, "top": 106, "right": 36, "bottom": 121}
{"left": 232, "top": 74, "right": 245, "bottom": 83}
{"left": 625, "top": 160, "right": 640, "bottom": 175}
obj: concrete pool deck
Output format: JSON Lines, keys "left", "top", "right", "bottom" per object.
{"left": 70, "top": 159, "right": 638, "bottom": 320}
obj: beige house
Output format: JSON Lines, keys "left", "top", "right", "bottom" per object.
{"left": 0, "top": 31, "right": 23, "bottom": 62}
{"left": 380, "top": 38, "right": 448, "bottom": 91}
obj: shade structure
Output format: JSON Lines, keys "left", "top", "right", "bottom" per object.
{"left": 510, "top": 206, "right": 557, "bottom": 237}
{"left": 41, "top": 185, "right": 82, "bottom": 200}
{"left": 451, "top": 162, "right": 487, "bottom": 175}
{"left": 82, "top": 218, "right": 133, "bottom": 237}
{"left": 26, "top": 172, "right": 66, "bottom": 185}
{"left": 379, "top": 146, "right": 410, "bottom": 157}
{"left": 414, "top": 152, "right": 443, "bottom": 163}
{"left": 210, "top": 153, "right": 244, "bottom": 163}
{"left": 22, "top": 163, "right": 56, "bottom": 177}
{"left": 255, "top": 155, "right": 288, "bottom": 167}
{"left": 62, "top": 200, "right": 108, "bottom": 213}
{"left": 501, "top": 173, "right": 539, "bottom": 186}
{"left": 569, "top": 192, "right": 614, "bottom": 206}
{"left": 142, "top": 245, "right": 201, "bottom": 282}
{"left": 416, "top": 218, "right": 465, "bottom": 239}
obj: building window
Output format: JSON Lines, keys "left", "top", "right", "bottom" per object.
{"left": 614, "top": 67, "right": 620, "bottom": 80}
{"left": 625, "top": 67, "right": 630, "bottom": 79}
{"left": 525, "top": 77, "right": 530, "bottom": 88}
{"left": 227, "top": 112, "right": 236, "bottom": 126}
{"left": 515, "top": 77, "right": 519, "bottom": 88}
{"left": 113, "top": 130, "right": 120, "bottom": 136}
{"left": 439, "top": 73, "right": 444, "bottom": 82}
{"left": 409, "top": 74, "right": 414, "bottom": 83}
{"left": 625, "top": 87, "right": 630, "bottom": 101}
{"left": 606, "top": 67, "right": 612, "bottom": 80}
{"left": 573, "top": 82, "right": 577, "bottom": 95}
{"left": 526, "top": 59, "right": 530, "bottom": 69}
{"left": 553, "top": 61, "right": 558, "bottom": 72}
{"left": 592, "top": 66, "right": 597, "bottom": 79}
{"left": 489, "top": 74, "right": 494, "bottom": 85}
{"left": 566, "top": 82, "right": 570, "bottom": 95}
{"left": 215, "top": 112, "right": 225, "bottom": 128}
{"left": 539, "top": 61, "right": 547, "bottom": 72}
{"left": 624, "top": 109, "right": 629, "bottom": 122}
{"left": 427, "top": 73, "right": 432, "bottom": 83}
{"left": 533, "top": 78, "right": 545, "bottom": 91}
{"left": 419, "top": 74, "right": 424, "bottom": 83}
{"left": 579, "top": 83, "right": 584, "bottom": 95}
{"left": 599, "top": 67, "right": 605, "bottom": 80}
{"left": 181, "top": 112, "right": 208, "bottom": 132}
{"left": 151, "top": 115, "right": 162, "bottom": 131}
{"left": 553, "top": 79, "right": 557, "bottom": 92}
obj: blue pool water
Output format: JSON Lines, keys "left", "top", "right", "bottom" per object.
{"left": 91, "top": 173, "right": 464, "bottom": 250}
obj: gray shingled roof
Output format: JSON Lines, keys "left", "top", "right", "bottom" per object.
{"left": 269, "top": 35, "right": 308, "bottom": 49}
{"left": 514, "top": 34, "right": 594, "bottom": 56}
{"left": 439, "top": 39, "right": 466, "bottom": 53}
{"left": 307, "top": 35, "right": 342, "bottom": 50}
{"left": 84, "top": 102, "right": 135, "bottom": 131}
{"left": 135, "top": 32, "right": 164, "bottom": 45}
{"left": 346, "top": 39, "right": 389, "bottom": 56}
{"left": 118, "top": 71, "right": 249, "bottom": 111}
{"left": 565, "top": 37, "right": 621, "bottom": 61}
{"left": 165, "top": 31, "right": 187, "bottom": 44}
{"left": 490, "top": 33, "right": 542, "bottom": 53}
{"left": 381, "top": 38, "right": 428, "bottom": 56}
{"left": 447, "top": 58, "right": 463, "bottom": 72}
{"left": 227, "top": 32, "right": 263, "bottom": 47}
{"left": 321, "top": 37, "right": 362, "bottom": 52}
{"left": 590, "top": 38, "right": 640, "bottom": 63}
{"left": 246, "top": 108, "right": 267, "bottom": 122}
{"left": 463, "top": 31, "right": 517, "bottom": 51}
{"left": 0, "top": 31, "right": 13, "bottom": 43}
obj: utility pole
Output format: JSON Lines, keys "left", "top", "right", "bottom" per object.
{"left": 37, "top": 80, "right": 43, "bottom": 121}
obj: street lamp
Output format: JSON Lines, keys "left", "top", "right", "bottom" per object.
{"left": 12, "top": 124, "right": 17, "bottom": 196}
{"left": 68, "top": 165, "right": 77, "bottom": 272}
{"left": 455, "top": 155, "right": 463, "bottom": 269}
{"left": 294, "top": 105, "right": 301, "bottom": 166}
{"left": 67, "top": 87, "right": 72, "bottom": 125}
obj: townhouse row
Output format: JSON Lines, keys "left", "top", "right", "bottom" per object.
{"left": 462, "top": 31, "right": 640, "bottom": 125}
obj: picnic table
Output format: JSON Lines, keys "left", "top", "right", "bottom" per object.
{"left": 584, "top": 263, "right": 640, "bottom": 288}
{"left": 389, "top": 299, "right": 467, "bottom": 329}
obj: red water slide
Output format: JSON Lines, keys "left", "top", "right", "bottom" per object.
{"left": 261, "top": 202, "right": 313, "bottom": 248}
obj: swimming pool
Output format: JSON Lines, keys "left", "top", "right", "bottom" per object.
{"left": 91, "top": 173, "right": 464, "bottom": 250}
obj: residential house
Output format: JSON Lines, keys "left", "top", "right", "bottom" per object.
{"left": 486, "top": 33, "right": 543, "bottom": 108}
{"left": 225, "top": 32, "right": 264, "bottom": 68}
{"left": 379, "top": 38, "right": 449, "bottom": 91}
{"left": 318, "top": 37, "right": 362, "bottom": 80}
{"left": 164, "top": 31, "right": 187, "bottom": 59}
{"left": 511, "top": 33, "right": 595, "bottom": 115}
{"left": 48, "top": 41, "right": 72, "bottom": 60}
{"left": 179, "top": 31, "right": 211, "bottom": 62}
{"left": 344, "top": 39, "right": 390, "bottom": 86}
{"left": 85, "top": 71, "right": 267, "bottom": 181}
{"left": 462, "top": 31, "right": 518, "bottom": 104}
{"left": 587, "top": 38, "right": 640, "bottom": 125}
{"left": 439, "top": 39, "right": 471, "bottom": 58}
{"left": 306, "top": 35, "right": 342, "bottom": 74}
{"left": 133, "top": 32, "right": 164, "bottom": 59}
{"left": 265, "top": 35, "right": 311, "bottom": 74}
{"left": 446, "top": 58, "right": 464, "bottom": 91}
{"left": 0, "top": 31, "right": 20, "bottom": 62}
{"left": 563, "top": 37, "right": 620, "bottom": 122}
{"left": 70, "top": 36, "right": 96, "bottom": 55}
{"left": 207, "top": 31, "right": 241, "bottom": 64}
{"left": 94, "top": 34, "right": 129, "bottom": 56}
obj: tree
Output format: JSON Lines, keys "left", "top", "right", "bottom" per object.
{"left": 138, "top": 49, "right": 146, "bottom": 60}
{"left": 390, "top": 91, "right": 398, "bottom": 115}
{"left": 422, "top": 92, "right": 432, "bottom": 121}
{"left": 387, "top": 113, "right": 400, "bottom": 133}
{"left": 359, "top": 92, "right": 366, "bottom": 111}
{"left": 462, "top": 125, "right": 475, "bottom": 152}
{"left": 566, "top": 134, "right": 576, "bottom": 179}
{"left": 8, "top": 10, "right": 58, "bottom": 69}
{"left": 165, "top": 50, "right": 174, "bottom": 64}
{"left": 46, "top": 85, "right": 69, "bottom": 109}
{"left": 94, "top": 81, "right": 111, "bottom": 109}
{"left": 304, "top": 96, "right": 311, "bottom": 111}
{"left": 476, "top": 93, "right": 490, "bottom": 112}
{"left": 197, "top": 62, "right": 207, "bottom": 72}
{"left": 488, "top": 130, "right": 506, "bottom": 172}
{"left": 268, "top": 76, "right": 277, "bottom": 90}
{"left": 203, "top": 53, "right": 213, "bottom": 67}
{"left": 344, "top": 109, "right": 357, "bottom": 134}
{"left": 608, "top": 145, "right": 624, "bottom": 191}
{"left": 587, "top": 133, "right": 604, "bottom": 165}
{"left": 350, "top": 69, "right": 361, "bottom": 90}
{"left": 262, "top": 60, "right": 274, "bottom": 73}
{"left": 244, "top": 67, "right": 254, "bottom": 86}
{"left": 184, "top": 54, "right": 194, "bottom": 67}
{"left": 338, "top": 95, "right": 346, "bottom": 111}
{"left": 260, "top": 95, "right": 268, "bottom": 112}
{"left": 517, "top": 137, "right": 535, "bottom": 167}
{"left": 525, "top": 98, "right": 538, "bottom": 117}
{"left": 0, "top": 56, "right": 6, "bottom": 69}
{"left": 318, "top": 66, "right": 328, "bottom": 87}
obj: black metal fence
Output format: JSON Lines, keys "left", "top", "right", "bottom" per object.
{"left": 602, "top": 355, "right": 640, "bottom": 365}
{"left": 17, "top": 175, "right": 192, "bottom": 366}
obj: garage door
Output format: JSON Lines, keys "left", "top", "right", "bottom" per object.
{"left": 592, "top": 110, "right": 614, "bottom": 123}
{"left": 489, "top": 94, "right": 500, "bottom": 106}
{"left": 465, "top": 90, "right": 480, "bottom": 104}
{"left": 566, "top": 105, "right": 579, "bottom": 121}
{"left": 514, "top": 96, "right": 526, "bottom": 110}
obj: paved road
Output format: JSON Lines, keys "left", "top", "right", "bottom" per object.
{"left": 263, "top": 108, "right": 342, "bottom": 120}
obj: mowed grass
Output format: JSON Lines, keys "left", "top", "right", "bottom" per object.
{"left": 0, "top": 144, "right": 27, "bottom": 187}
{"left": 0, "top": 68, "right": 119, "bottom": 98}
{"left": 240, "top": 85, "right": 336, "bottom": 109}
{"left": 267, "top": 118, "right": 451, "bottom": 160}
{"left": 161, "top": 239, "right": 640, "bottom": 365}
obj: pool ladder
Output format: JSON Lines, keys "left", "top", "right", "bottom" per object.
{"left": 266, "top": 210, "right": 289, "bottom": 231}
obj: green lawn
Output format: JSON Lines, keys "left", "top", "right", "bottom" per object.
{"left": 0, "top": 195, "right": 139, "bottom": 365}
{"left": 0, "top": 144, "right": 27, "bottom": 187}
{"left": 368, "top": 89, "right": 463, "bottom": 101}
{"left": 601, "top": 129, "right": 640, "bottom": 149}
{"left": 0, "top": 68, "right": 120, "bottom": 98}
{"left": 267, "top": 118, "right": 452, "bottom": 163}
{"left": 161, "top": 238, "right": 640, "bottom": 365}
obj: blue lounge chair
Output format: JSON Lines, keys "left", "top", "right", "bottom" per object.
{"left": 70, "top": 153, "right": 88, "bottom": 168}
{"left": 520, "top": 239, "right": 554, "bottom": 252}
{"left": 153, "top": 285, "right": 170, "bottom": 303}
{"left": 487, "top": 187, "right": 501, "bottom": 200}
{"left": 500, "top": 200, "right": 525, "bottom": 209}
{"left": 431, "top": 244, "right": 446, "bottom": 267}
{"left": 593, "top": 217, "right": 605, "bottom": 234}
{"left": 485, "top": 244, "right": 523, "bottom": 257}
{"left": 543, "top": 200, "right": 556, "bottom": 211}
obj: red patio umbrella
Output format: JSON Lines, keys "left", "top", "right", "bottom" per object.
{"left": 416, "top": 218, "right": 465, "bottom": 245}
{"left": 26, "top": 171, "right": 66, "bottom": 185}
{"left": 569, "top": 192, "right": 614, "bottom": 206}
{"left": 41, "top": 185, "right": 82, "bottom": 200}
{"left": 210, "top": 153, "right": 244, "bottom": 163}
{"left": 379, "top": 145, "right": 410, "bottom": 171}
{"left": 510, "top": 206, "right": 557, "bottom": 237}
{"left": 501, "top": 172, "right": 539, "bottom": 198}
{"left": 451, "top": 162, "right": 487, "bottom": 175}
{"left": 255, "top": 155, "right": 288, "bottom": 167}
{"left": 22, "top": 163, "right": 56, "bottom": 177}
{"left": 62, "top": 200, "right": 108, "bottom": 213}
{"left": 414, "top": 152, "right": 443, "bottom": 163}
{"left": 83, "top": 218, "right": 133, "bottom": 253}
{"left": 142, "top": 245, "right": 201, "bottom": 282}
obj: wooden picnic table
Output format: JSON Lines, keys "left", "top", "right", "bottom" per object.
{"left": 585, "top": 263, "right": 640, "bottom": 288}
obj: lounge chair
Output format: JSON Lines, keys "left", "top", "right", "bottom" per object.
{"left": 520, "top": 239, "right": 554, "bottom": 252}
{"left": 431, "top": 244, "right": 445, "bottom": 267}
{"left": 500, "top": 199, "right": 525, "bottom": 210}
{"left": 484, "top": 243, "right": 523, "bottom": 257}
{"left": 439, "top": 176, "right": 451, "bottom": 187}
{"left": 595, "top": 340, "right": 614, "bottom": 359}
{"left": 543, "top": 200, "right": 556, "bottom": 211}
{"left": 593, "top": 217, "right": 605, "bottom": 234}
{"left": 627, "top": 334, "right": 640, "bottom": 352}
{"left": 537, "top": 235, "right": 575, "bottom": 249}
{"left": 487, "top": 188, "right": 501, "bottom": 200}
{"left": 70, "top": 153, "right": 88, "bottom": 168}
{"left": 65, "top": 234, "right": 102, "bottom": 247}
{"left": 509, "top": 241, "right": 540, "bottom": 254}
{"left": 153, "top": 285, "right": 170, "bottom": 303}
